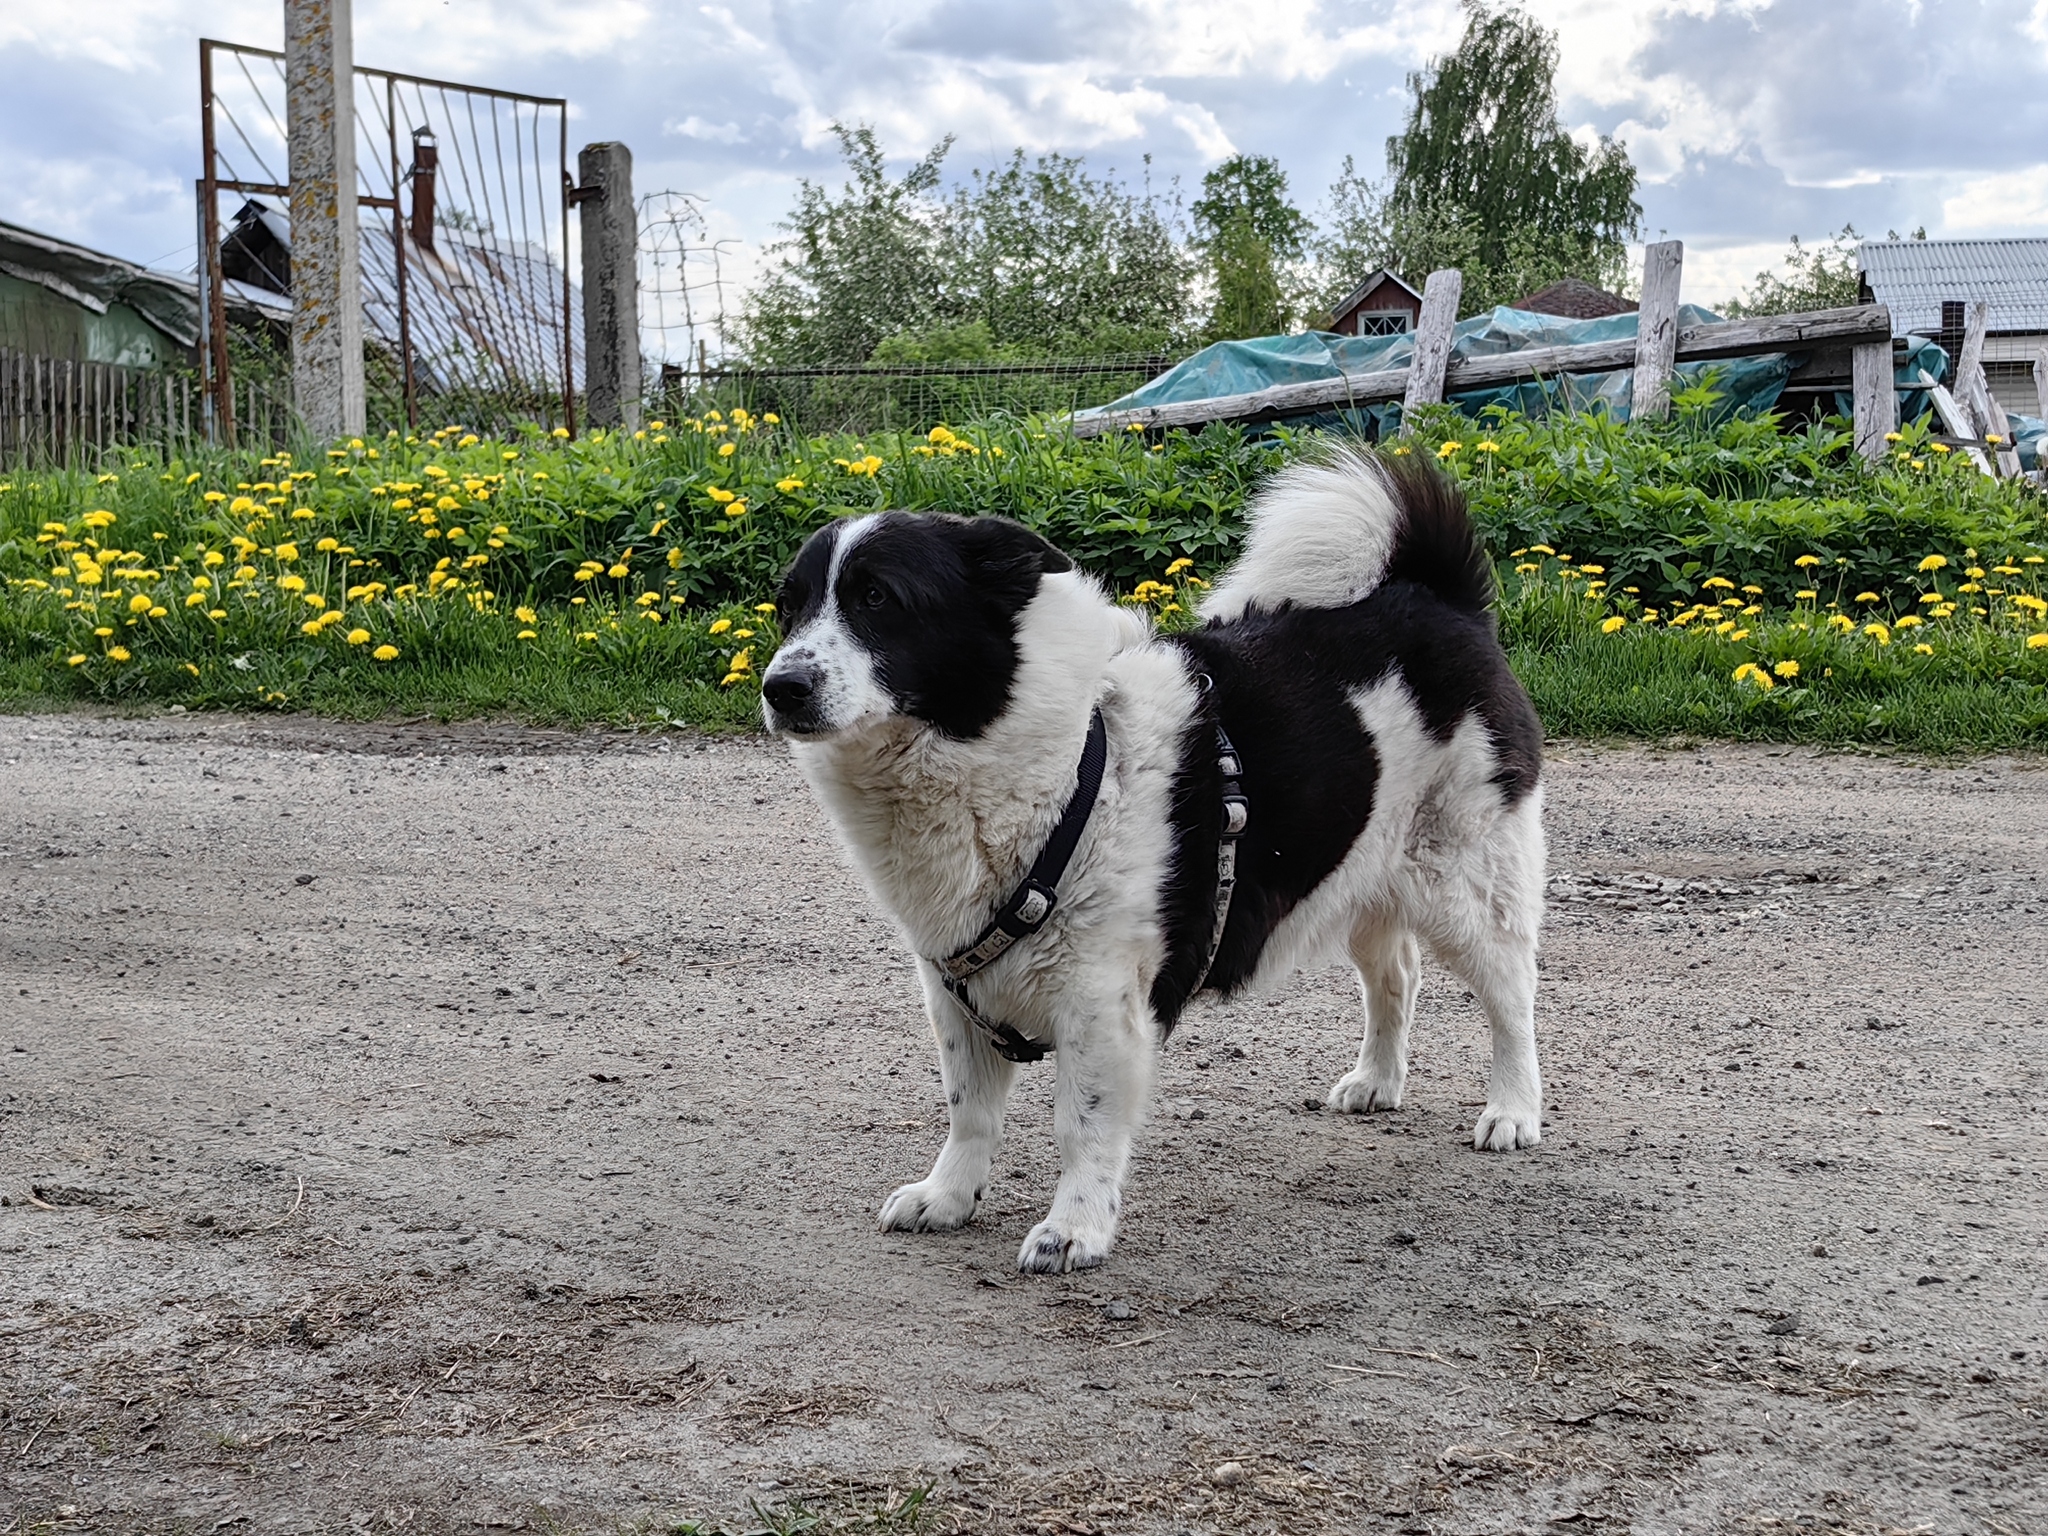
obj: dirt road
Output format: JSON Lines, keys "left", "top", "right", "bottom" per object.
{"left": 1, "top": 711, "right": 2043, "bottom": 1535}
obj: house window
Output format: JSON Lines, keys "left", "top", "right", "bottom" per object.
{"left": 1354, "top": 311, "right": 1411, "bottom": 336}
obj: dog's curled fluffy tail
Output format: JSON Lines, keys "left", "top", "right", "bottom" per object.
{"left": 1200, "top": 442, "right": 1494, "bottom": 623}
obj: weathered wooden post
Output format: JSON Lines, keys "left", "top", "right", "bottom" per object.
{"left": 1852, "top": 333, "right": 1896, "bottom": 462}
{"left": 1631, "top": 240, "right": 1684, "bottom": 420}
{"left": 1402, "top": 268, "right": 1462, "bottom": 419}
{"left": 577, "top": 142, "right": 643, "bottom": 431}
{"left": 285, "top": 0, "right": 365, "bottom": 438}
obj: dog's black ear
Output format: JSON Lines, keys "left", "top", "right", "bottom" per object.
{"left": 953, "top": 516, "right": 1073, "bottom": 604}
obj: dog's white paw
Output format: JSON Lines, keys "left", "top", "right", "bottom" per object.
{"left": 1472, "top": 1101, "right": 1541, "bottom": 1151}
{"left": 1016, "top": 1217, "right": 1113, "bottom": 1274}
{"left": 1326, "top": 1066, "right": 1404, "bottom": 1114}
{"left": 877, "top": 1177, "right": 980, "bottom": 1233}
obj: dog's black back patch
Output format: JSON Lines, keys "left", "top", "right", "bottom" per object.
{"left": 1149, "top": 583, "right": 1541, "bottom": 1027}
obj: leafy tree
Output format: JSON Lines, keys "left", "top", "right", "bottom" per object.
{"left": 936, "top": 151, "right": 1193, "bottom": 356}
{"left": 734, "top": 125, "right": 952, "bottom": 366}
{"left": 1317, "top": 2, "right": 1640, "bottom": 315}
{"left": 1722, "top": 226, "right": 1869, "bottom": 317}
{"left": 1192, "top": 154, "right": 1310, "bottom": 341}
{"left": 736, "top": 129, "right": 1193, "bottom": 364}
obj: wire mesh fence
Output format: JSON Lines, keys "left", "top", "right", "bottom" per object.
{"left": 639, "top": 190, "right": 735, "bottom": 385}
{"left": 664, "top": 356, "right": 1176, "bottom": 435}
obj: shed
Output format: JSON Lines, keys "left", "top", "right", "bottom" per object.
{"left": 0, "top": 216, "right": 287, "bottom": 367}
{"left": 1858, "top": 238, "right": 2048, "bottom": 415}
{"left": 1325, "top": 270, "right": 1423, "bottom": 336}
{"left": 1512, "top": 277, "right": 1636, "bottom": 321}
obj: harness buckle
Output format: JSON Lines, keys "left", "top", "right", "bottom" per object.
{"left": 1012, "top": 880, "right": 1057, "bottom": 932}
{"left": 1220, "top": 795, "right": 1249, "bottom": 838}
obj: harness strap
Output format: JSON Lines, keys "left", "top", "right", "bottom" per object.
{"left": 934, "top": 708, "right": 1108, "bottom": 1063}
{"left": 1189, "top": 724, "right": 1246, "bottom": 995}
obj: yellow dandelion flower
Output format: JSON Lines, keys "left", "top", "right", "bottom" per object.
{"left": 1600, "top": 615, "right": 1626, "bottom": 633}
{"left": 345, "top": 628, "right": 371, "bottom": 645}
{"left": 1917, "top": 554, "right": 1948, "bottom": 572}
{"left": 66, "top": 653, "right": 86, "bottom": 666}
{"left": 371, "top": 644, "right": 399, "bottom": 661}
{"left": 2029, "top": 633, "right": 2048, "bottom": 649}
{"left": 1436, "top": 441, "right": 1462, "bottom": 458}
{"left": 1773, "top": 660, "right": 1799, "bottom": 679}
{"left": 106, "top": 645, "right": 131, "bottom": 662}
{"left": 1863, "top": 622, "right": 1891, "bottom": 645}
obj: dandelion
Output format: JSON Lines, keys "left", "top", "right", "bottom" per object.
{"left": 1918, "top": 554, "right": 1948, "bottom": 572}
{"left": 1863, "top": 622, "right": 1891, "bottom": 645}
{"left": 517, "top": 629, "right": 538, "bottom": 640}
{"left": 1794, "top": 554, "right": 1821, "bottom": 568}
{"left": 345, "top": 628, "right": 371, "bottom": 645}
{"left": 775, "top": 477, "right": 806, "bottom": 493}
{"left": 1165, "top": 557, "right": 1194, "bottom": 576}
{"left": 2030, "top": 633, "right": 2048, "bottom": 650}
{"left": 1600, "top": 615, "right": 1626, "bottom": 634}
{"left": 1773, "top": 659, "right": 1799, "bottom": 679}
{"left": 607, "top": 563, "right": 630, "bottom": 579}
{"left": 1475, "top": 440, "right": 1500, "bottom": 453}
{"left": 66, "top": 653, "right": 86, "bottom": 666}
{"left": 1910, "top": 458, "right": 1926, "bottom": 470}
{"left": 1853, "top": 591, "right": 1878, "bottom": 604}
{"left": 1883, "top": 431, "right": 1902, "bottom": 443}
{"left": 371, "top": 644, "right": 399, "bottom": 661}
{"left": 1731, "top": 663, "right": 1774, "bottom": 690}
{"left": 1915, "top": 643, "right": 1934, "bottom": 655}
{"left": 708, "top": 618, "right": 732, "bottom": 635}
{"left": 1436, "top": 441, "right": 1462, "bottom": 458}
{"left": 106, "top": 646, "right": 131, "bottom": 662}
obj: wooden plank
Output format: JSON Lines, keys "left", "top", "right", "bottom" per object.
{"left": 1072, "top": 303, "right": 1895, "bottom": 437}
{"left": 1953, "top": 300, "right": 1989, "bottom": 435}
{"left": 1402, "top": 268, "right": 1463, "bottom": 416}
{"left": 1918, "top": 369, "right": 1994, "bottom": 475}
{"left": 1852, "top": 339, "right": 1895, "bottom": 462}
{"left": 1631, "top": 240, "right": 1684, "bottom": 420}
{"left": 1983, "top": 388, "right": 2022, "bottom": 478}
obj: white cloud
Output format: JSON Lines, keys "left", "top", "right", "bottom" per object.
{"left": 1941, "top": 165, "right": 2048, "bottom": 231}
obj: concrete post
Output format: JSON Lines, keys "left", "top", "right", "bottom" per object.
{"left": 285, "top": 0, "right": 365, "bottom": 438}
{"left": 578, "top": 142, "right": 642, "bottom": 431}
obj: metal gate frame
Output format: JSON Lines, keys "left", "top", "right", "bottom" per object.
{"left": 198, "top": 38, "right": 574, "bottom": 444}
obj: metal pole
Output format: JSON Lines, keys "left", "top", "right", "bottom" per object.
{"left": 391, "top": 75, "right": 415, "bottom": 431}
{"left": 198, "top": 41, "right": 236, "bottom": 445}
{"left": 560, "top": 114, "right": 576, "bottom": 437}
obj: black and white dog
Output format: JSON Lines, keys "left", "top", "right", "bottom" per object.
{"left": 761, "top": 444, "right": 1545, "bottom": 1274}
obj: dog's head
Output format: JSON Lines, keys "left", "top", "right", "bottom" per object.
{"left": 761, "top": 512, "right": 1073, "bottom": 741}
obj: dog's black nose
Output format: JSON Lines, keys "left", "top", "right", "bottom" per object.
{"left": 763, "top": 662, "right": 820, "bottom": 716}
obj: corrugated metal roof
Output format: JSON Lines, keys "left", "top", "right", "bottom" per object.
{"left": 1858, "top": 238, "right": 2048, "bottom": 336}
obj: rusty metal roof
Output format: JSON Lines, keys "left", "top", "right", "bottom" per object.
{"left": 1858, "top": 238, "right": 2048, "bottom": 336}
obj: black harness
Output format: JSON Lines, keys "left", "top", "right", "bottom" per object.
{"left": 934, "top": 700, "right": 1246, "bottom": 1063}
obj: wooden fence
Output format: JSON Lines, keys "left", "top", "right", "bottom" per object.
{"left": 0, "top": 350, "right": 295, "bottom": 468}
{"left": 1071, "top": 241, "right": 1918, "bottom": 468}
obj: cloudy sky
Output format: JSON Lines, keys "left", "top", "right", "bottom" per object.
{"left": 6, "top": 0, "right": 2048, "bottom": 353}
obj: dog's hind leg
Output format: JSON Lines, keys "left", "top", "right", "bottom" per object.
{"left": 1017, "top": 992, "right": 1152, "bottom": 1274}
{"left": 878, "top": 967, "right": 1019, "bottom": 1233}
{"left": 1428, "top": 800, "right": 1545, "bottom": 1151}
{"left": 1327, "top": 918, "right": 1420, "bottom": 1114}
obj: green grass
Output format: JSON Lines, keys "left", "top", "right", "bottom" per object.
{"left": 2, "top": 401, "right": 2045, "bottom": 748}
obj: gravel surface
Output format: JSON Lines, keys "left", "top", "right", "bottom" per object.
{"left": 1, "top": 710, "right": 2044, "bottom": 1536}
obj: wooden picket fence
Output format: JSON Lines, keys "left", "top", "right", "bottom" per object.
{"left": 0, "top": 349, "right": 295, "bottom": 468}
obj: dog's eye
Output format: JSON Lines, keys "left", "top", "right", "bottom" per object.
{"left": 862, "top": 583, "right": 887, "bottom": 609}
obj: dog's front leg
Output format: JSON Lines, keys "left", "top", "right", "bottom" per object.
{"left": 877, "top": 965, "right": 1018, "bottom": 1233}
{"left": 1017, "top": 992, "right": 1152, "bottom": 1274}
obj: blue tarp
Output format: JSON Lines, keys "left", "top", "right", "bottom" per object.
{"left": 1079, "top": 305, "right": 1955, "bottom": 438}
